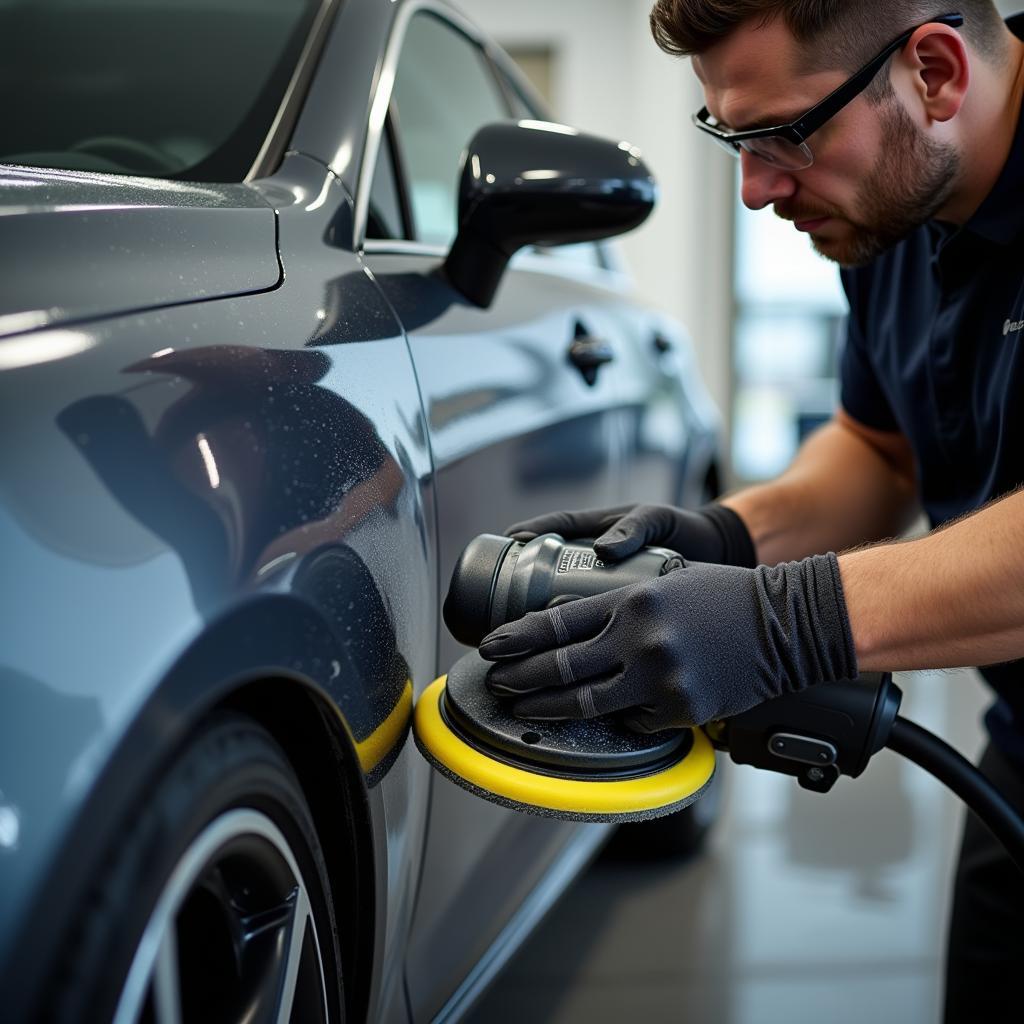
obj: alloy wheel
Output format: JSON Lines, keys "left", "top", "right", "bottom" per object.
{"left": 112, "top": 808, "right": 330, "bottom": 1024}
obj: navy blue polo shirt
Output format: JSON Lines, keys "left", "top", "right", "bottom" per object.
{"left": 839, "top": 15, "right": 1024, "bottom": 768}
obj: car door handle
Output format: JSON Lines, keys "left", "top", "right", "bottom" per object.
{"left": 568, "top": 336, "right": 615, "bottom": 386}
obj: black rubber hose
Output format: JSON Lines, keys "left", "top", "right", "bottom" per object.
{"left": 886, "top": 716, "right": 1024, "bottom": 873}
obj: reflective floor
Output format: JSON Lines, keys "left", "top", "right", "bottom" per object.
{"left": 467, "top": 669, "right": 991, "bottom": 1024}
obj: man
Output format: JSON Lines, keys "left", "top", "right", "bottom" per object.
{"left": 477, "top": 2, "right": 1024, "bottom": 1018}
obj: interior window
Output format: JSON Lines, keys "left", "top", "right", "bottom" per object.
{"left": 390, "top": 13, "right": 510, "bottom": 248}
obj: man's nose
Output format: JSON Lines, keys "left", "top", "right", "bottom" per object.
{"left": 739, "top": 150, "right": 798, "bottom": 210}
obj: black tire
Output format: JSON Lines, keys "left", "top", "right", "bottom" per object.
{"left": 607, "top": 764, "right": 725, "bottom": 861}
{"left": 46, "top": 712, "right": 345, "bottom": 1024}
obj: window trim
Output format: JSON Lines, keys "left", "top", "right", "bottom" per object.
{"left": 245, "top": 0, "right": 341, "bottom": 182}
{"left": 358, "top": 0, "right": 616, "bottom": 282}
{"left": 360, "top": 237, "right": 630, "bottom": 292}
{"left": 352, "top": 0, "right": 511, "bottom": 251}
{"left": 362, "top": 238, "right": 448, "bottom": 257}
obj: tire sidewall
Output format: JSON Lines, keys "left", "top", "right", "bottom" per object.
{"left": 48, "top": 713, "right": 344, "bottom": 1023}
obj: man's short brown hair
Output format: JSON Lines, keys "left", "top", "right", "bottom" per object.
{"left": 650, "top": 0, "right": 1008, "bottom": 95}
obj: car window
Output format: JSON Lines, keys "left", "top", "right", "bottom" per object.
{"left": 367, "top": 120, "right": 406, "bottom": 241}
{"left": 390, "top": 13, "right": 510, "bottom": 248}
{"left": 0, "top": 0, "right": 321, "bottom": 181}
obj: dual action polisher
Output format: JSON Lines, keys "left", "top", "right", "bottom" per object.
{"left": 413, "top": 533, "right": 1024, "bottom": 868}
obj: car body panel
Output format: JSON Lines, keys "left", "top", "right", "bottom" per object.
{"left": 0, "top": 165, "right": 280, "bottom": 338}
{"left": 0, "top": 153, "right": 435, "bottom": 1022}
{"left": 366, "top": 249, "right": 635, "bottom": 1019}
{"left": 605, "top": 304, "right": 723, "bottom": 507}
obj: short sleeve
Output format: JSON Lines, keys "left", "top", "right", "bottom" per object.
{"left": 838, "top": 267, "right": 899, "bottom": 432}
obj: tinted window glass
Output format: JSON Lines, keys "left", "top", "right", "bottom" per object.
{"left": 0, "top": 0, "right": 320, "bottom": 181}
{"left": 367, "top": 122, "right": 406, "bottom": 240}
{"left": 391, "top": 14, "right": 509, "bottom": 247}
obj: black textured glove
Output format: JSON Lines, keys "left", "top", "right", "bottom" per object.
{"left": 505, "top": 503, "right": 756, "bottom": 567}
{"left": 479, "top": 554, "right": 857, "bottom": 731}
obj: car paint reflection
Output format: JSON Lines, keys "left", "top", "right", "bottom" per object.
{"left": 53, "top": 344, "right": 415, "bottom": 782}
{"left": 57, "top": 346, "right": 404, "bottom": 611}
{"left": 292, "top": 545, "right": 413, "bottom": 786}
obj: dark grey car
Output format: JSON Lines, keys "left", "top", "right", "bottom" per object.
{"left": 0, "top": 1, "right": 721, "bottom": 1021}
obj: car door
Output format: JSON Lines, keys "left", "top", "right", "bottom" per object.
{"left": 358, "top": 9, "right": 635, "bottom": 1019}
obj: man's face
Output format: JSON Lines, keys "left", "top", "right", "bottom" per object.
{"left": 693, "top": 17, "right": 960, "bottom": 266}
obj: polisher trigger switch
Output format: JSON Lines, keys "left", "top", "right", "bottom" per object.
{"left": 768, "top": 732, "right": 838, "bottom": 767}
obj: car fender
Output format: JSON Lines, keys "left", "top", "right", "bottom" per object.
{"left": 0, "top": 584, "right": 417, "bottom": 1023}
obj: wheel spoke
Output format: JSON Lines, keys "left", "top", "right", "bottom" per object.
{"left": 114, "top": 810, "right": 333, "bottom": 1024}
{"left": 274, "top": 886, "right": 312, "bottom": 1024}
{"left": 152, "top": 922, "right": 182, "bottom": 1024}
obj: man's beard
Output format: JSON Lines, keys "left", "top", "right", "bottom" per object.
{"left": 778, "top": 101, "right": 960, "bottom": 267}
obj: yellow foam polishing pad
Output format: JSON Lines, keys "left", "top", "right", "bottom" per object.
{"left": 413, "top": 676, "right": 716, "bottom": 823}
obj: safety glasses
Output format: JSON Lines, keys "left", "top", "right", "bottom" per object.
{"left": 692, "top": 12, "right": 964, "bottom": 170}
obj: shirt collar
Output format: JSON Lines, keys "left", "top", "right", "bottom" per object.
{"left": 959, "top": 13, "right": 1024, "bottom": 246}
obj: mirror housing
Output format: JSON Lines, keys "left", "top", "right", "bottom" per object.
{"left": 443, "top": 120, "right": 657, "bottom": 307}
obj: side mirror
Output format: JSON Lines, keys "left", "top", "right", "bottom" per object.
{"left": 443, "top": 120, "right": 657, "bottom": 307}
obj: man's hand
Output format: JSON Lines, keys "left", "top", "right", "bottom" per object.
{"left": 505, "top": 503, "right": 757, "bottom": 566}
{"left": 478, "top": 555, "right": 857, "bottom": 731}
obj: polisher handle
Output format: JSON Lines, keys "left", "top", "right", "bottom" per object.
{"left": 712, "top": 673, "right": 902, "bottom": 791}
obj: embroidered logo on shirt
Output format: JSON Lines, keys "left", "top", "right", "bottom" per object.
{"left": 1003, "top": 318, "right": 1024, "bottom": 337}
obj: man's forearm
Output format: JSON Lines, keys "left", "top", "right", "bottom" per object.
{"left": 841, "top": 488, "right": 1024, "bottom": 671}
{"left": 722, "top": 418, "right": 919, "bottom": 565}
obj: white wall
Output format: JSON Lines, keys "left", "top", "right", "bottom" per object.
{"left": 457, "top": 0, "right": 737, "bottom": 427}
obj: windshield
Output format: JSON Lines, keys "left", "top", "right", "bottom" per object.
{"left": 0, "top": 0, "right": 322, "bottom": 181}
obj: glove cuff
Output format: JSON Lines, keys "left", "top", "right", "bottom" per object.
{"left": 755, "top": 552, "right": 858, "bottom": 692}
{"left": 811, "top": 552, "right": 859, "bottom": 684}
{"left": 700, "top": 504, "right": 758, "bottom": 568}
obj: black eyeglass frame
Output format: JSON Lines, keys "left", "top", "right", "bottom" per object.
{"left": 693, "top": 12, "right": 964, "bottom": 158}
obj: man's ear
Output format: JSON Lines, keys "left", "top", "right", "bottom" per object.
{"left": 898, "top": 24, "right": 970, "bottom": 123}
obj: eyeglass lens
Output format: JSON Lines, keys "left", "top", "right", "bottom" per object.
{"left": 711, "top": 133, "right": 813, "bottom": 170}
{"left": 741, "top": 136, "right": 814, "bottom": 170}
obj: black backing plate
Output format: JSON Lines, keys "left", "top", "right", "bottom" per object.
{"left": 444, "top": 651, "right": 690, "bottom": 778}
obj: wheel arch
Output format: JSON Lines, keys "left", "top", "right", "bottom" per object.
{"left": 217, "top": 675, "right": 381, "bottom": 1024}
{"left": 3, "top": 594, "right": 402, "bottom": 1024}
